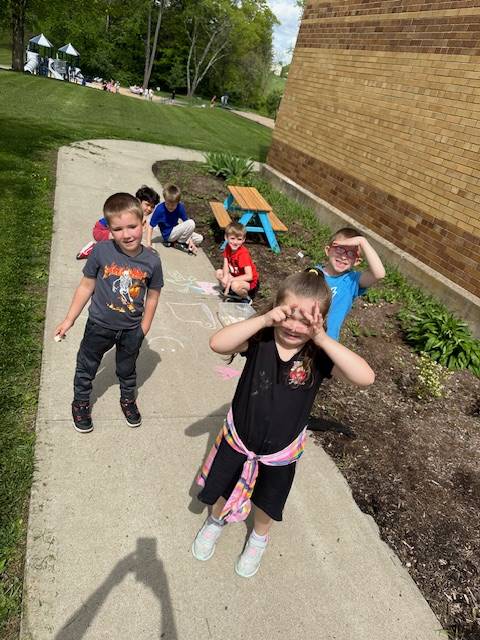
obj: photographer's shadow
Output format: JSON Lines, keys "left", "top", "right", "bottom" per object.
{"left": 184, "top": 403, "right": 230, "bottom": 515}
{"left": 91, "top": 340, "right": 161, "bottom": 405}
{"left": 55, "top": 537, "right": 177, "bottom": 640}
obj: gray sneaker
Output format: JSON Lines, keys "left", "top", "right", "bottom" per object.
{"left": 235, "top": 535, "right": 268, "bottom": 578}
{"left": 191, "top": 517, "right": 225, "bottom": 561}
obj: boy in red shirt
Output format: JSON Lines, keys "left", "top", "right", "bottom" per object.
{"left": 216, "top": 222, "right": 259, "bottom": 303}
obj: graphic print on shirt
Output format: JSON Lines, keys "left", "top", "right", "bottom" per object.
{"left": 330, "top": 286, "right": 338, "bottom": 298}
{"left": 103, "top": 262, "right": 147, "bottom": 314}
{"left": 288, "top": 360, "right": 308, "bottom": 387}
{"left": 228, "top": 263, "right": 241, "bottom": 277}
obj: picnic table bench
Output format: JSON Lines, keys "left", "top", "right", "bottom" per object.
{"left": 209, "top": 185, "right": 287, "bottom": 253}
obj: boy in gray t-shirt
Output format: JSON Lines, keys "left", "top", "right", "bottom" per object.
{"left": 55, "top": 193, "right": 163, "bottom": 433}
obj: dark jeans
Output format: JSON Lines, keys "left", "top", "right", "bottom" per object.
{"left": 73, "top": 319, "right": 144, "bottom": 402}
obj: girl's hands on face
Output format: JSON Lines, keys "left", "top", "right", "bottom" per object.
{"left": 263, "top": 303, "right": 297, "bottom": 327}
{"left": 299, "top": 301, "right": 326, "bottom": 341}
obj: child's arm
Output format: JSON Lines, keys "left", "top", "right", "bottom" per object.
{"left": 54, "top": 277, "right": 96, "bottom": 338}
{"left": 141, "top": 289, "right": 161, "bottom": 335}
{"left": 210, "top": 304, "right": 296, "bottom": 355}
{"left": 302, "top": 303, "right": 375, "bottom": 386}
{"left": 145, "top": 224, "right": 154, "bottom": 248}
{"left": 340, "top": 236, "right": 385, "bottom": 288}
{"left": 232, "top": 265, "right": 253, "bottom": 283}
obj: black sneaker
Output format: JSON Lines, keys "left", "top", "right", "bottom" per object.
{"left": 174, "top": 242, "right": 191, "bottom": 253}
{"left": 120, "top": 398, "right": 142, "bottom": 427}
{"left": 71, "top": 401, "right": 93, "bottom": 433}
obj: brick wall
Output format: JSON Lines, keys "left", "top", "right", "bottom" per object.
{"left": 268, "top": 0, "right": 480, "bottom": 298}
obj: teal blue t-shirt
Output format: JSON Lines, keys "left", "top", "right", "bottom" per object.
{"left": 316, "top": 267, "right": 366, "bottom": 341}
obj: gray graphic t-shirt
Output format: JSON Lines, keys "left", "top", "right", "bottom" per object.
{"left": 83, "top": 241, "right": 163, "bottom": 330}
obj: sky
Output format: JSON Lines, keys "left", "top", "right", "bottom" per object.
{"left": 267, "top": 0, "right": 302, "bottom": 64}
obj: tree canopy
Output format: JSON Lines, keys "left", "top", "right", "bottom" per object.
{"left": 9, "top": 0, "right": 278, "bottom": 107}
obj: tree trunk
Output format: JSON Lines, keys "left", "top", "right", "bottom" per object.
{"left": 143, "top": 0, "right": 164, "bottom": 90}
{"left": 11, "top": 0, "right": 27, "bottom": 72}
{"left": 142, "top": 4, "right": 152, "bottom": 90}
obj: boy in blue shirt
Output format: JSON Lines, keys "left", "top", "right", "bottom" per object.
{"left": 145, "top": 183, "right": 203, "bottom": 254}
{"left": 314, "top": 227, "right": 385, "bottom": 341}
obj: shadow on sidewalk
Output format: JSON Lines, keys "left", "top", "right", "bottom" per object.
{"left": 184, "top": 404, "right": 229, "bottom": 515}
{"left": 183, "top": 405, "right": 256, "bottom": 543}
{"left": 90, "top": 341, "right": 161, "bottom": 405}
{"left": 55, "top": 538, "right": 177, "bottom": 640}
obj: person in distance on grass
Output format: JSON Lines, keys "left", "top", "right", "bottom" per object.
{"left": 192, "top": 271, "right": 374, "bottom": 577}
{"left": 145, "top": 183, "right": 203, "bottom": 255}
{"left": 313, "top": 227, "right": 386, "bottom": 341}
{"left": 76, "top": 185, "right": 160, "bottom": 259}
{"left": 215, "top": 222, "right": 259, "bottom": 304}
{"left": 55, "top": 193, "right": 164, "bottom": 433}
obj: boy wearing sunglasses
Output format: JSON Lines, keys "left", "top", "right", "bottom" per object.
{"left": 314, "top": 227, "right": 385, "bottom": 340}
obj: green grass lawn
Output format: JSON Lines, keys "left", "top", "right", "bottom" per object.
{"left": 0, "top": 30, "right": 11, "bottom": 67}
{"left": 0, "top": 71, "right": 271, "bottom": 638}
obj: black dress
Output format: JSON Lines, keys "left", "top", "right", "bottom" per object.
{"left": 198, "top": 329, "right": 333, "bottom": 520}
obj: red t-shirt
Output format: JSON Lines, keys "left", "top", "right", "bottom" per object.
{"left": 224, "top": 245, "right": 259, "bottom": 290}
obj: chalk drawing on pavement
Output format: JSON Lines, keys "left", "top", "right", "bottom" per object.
{"left": 148, "top": 336, "right": 185, "bottom": 353}
{"left": 215, "top": 366, "right": 241, "bottom": 380}
{"left": 166, "top": 302, "right": 216, "bottom": 329}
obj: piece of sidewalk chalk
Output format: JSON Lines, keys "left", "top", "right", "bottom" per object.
{"left": 54, "top": 334, "right": 64, "bottom": 342}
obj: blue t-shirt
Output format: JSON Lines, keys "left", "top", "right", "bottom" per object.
{"left": 149, "top": 202, "right": 188, "bottom": 241}
{"left": 316, "top": 267, "right": 366, "bottom": 341}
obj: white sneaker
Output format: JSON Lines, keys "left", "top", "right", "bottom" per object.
{"left": 235, "top": 535, "right": 268, "bottom": 578}
{"left": 191, "top": 517, "right": 225, "bottom": 561}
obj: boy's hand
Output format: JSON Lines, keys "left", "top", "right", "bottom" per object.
{"left": 55, "top": 319, "right": 74, "bottom": 339}
{"left": 263, "top": 304, "right": 297, "bottom": 327}
{"left": 332, "top": 236, "right": 363, "bottom": 252}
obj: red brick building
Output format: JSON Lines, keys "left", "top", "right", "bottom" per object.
{"left": 268, "top": 0, "right": 480, "bottom": 302}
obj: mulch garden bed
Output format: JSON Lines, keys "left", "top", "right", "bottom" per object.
{"left": 153, "top": 160, "right": 480, "bottom": 640}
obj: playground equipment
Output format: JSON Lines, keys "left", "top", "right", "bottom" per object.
{"left": 24, "top": 34, "right": 83, "bottom": 82}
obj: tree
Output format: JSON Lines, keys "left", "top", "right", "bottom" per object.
{"left": 184, "top": 0, "right": 233, "bottom": 97}
{"left": 142, "top": 0, "right": 169, "bottom": 90}
{"left": 8, "top": 0, "right": 28, "bottom": 71}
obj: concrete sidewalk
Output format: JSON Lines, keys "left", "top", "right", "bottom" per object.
{"left": 22, "top": 139, "right": 442, "bottom": 640}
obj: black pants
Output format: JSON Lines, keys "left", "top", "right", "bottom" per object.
{"left": 73, "top": 319, "right": 144, "bottom": 402}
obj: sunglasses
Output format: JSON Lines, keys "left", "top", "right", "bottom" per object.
{"left": 329, "top": 245, "right": 359, "bottom": 260}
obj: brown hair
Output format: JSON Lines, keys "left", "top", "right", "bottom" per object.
{"left": 225, "top": 221, "right": 246, "bottom": 238}
{"left": 328, "top": 226, "right": 362, "bottom": 244}
{"left": 162, "top": 183, "right": 181, "bottom": 203}
{"left": 103, "top": 193, "right": 143, "bottom": 225}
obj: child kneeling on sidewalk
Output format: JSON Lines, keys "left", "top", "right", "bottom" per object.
{"left": 146, "top": 183, "right": 203, "bottom": 255}
{"left": 215, "top": 222, "right": 259, "bottom": 303}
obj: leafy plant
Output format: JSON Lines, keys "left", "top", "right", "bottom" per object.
{"left": 203, "top": 152, "right": 254, "bottom": 181}
{"left": 401, "top": 308, "right": 480, "bottom": 376}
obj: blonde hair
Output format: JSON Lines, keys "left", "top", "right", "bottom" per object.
{"left": 103, "top": 193, "right": 143, "bottom": 225}
{"left": 225, "top": 221, "right": 246, "bottom": 238}
{"left": 162, "top": 183, "right": 181, "bottom": 203}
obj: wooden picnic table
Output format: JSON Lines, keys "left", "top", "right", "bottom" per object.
{"left": 224, "top": 185, "right": 282, "bottom": 253}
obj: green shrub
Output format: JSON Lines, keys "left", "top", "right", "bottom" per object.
{"left": 401, "top": 307, "right": 480, "bottom": 376}
{"left": 203, "top": 152, "right": 254, "bottom": 181}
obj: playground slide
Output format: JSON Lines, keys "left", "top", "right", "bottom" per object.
{"left": 48, "top": 58, "right": 64, "bottom": 80}
{"left": 24, "top": 50, "right": 39, "bottom": 73}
